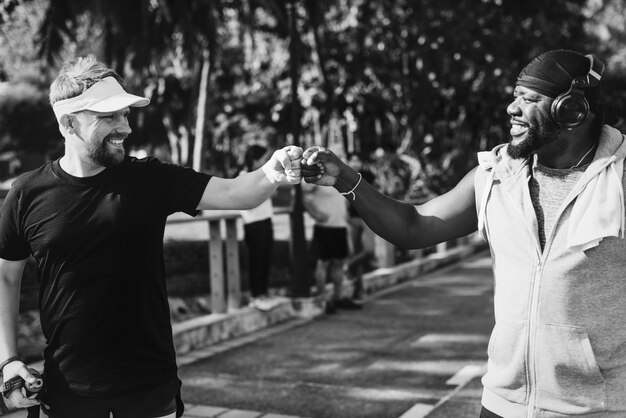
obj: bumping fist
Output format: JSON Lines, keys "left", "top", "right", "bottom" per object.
{"left": 300, "top": 159, "right": 324, "bottom": 179}
{"left": 301, "top": 146, "right": 343, "bottom": 186}
{"left": 261, "top": 145, "right": 303, "bottom": 185}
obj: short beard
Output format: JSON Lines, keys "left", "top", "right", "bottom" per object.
{"left": 88, "top": 140, "right": 125, "bottom": 167}
{"left": 507, "top": 119, "right": 565, "bottom": 160}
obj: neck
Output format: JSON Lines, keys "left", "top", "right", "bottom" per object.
{"left": 535, "top": 121, "right": 598, "bottom": 169}
{"left": 536, "top": 140, "right": 596, "bottom": 169}
{"left": 59, "top": 152, "right": 105, "bottom": 177}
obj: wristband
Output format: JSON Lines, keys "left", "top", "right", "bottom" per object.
{"left": 0, "top": 356, "right": 21, "bottom": 373}
{"left": 340, "top": 173, "right": 362, "bottom": 201}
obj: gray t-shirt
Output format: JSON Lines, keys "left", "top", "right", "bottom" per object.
{"left": 529, "top": 159, "right": 589, "bottom": 249}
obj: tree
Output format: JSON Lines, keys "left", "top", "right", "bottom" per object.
{"left": 1, "top": 0, "right": 624, "bottom": 186}
{"left": 21, "top": 0, "right": 224, "bottom": 170}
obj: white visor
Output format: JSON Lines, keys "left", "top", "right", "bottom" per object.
{"left": 52, "top": 77, "right": 150, "bottom": 121}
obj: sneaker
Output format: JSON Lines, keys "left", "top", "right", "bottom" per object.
{"left": 336, "top": 298, "right": 363, "bottom": 310}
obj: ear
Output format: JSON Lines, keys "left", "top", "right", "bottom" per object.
{"left": 59, "top": 114, "right": 76, "bottom": 133}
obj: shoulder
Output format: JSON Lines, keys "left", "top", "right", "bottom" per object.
{"left": 7, "top": 162, "right": 55, "bottom": 193}
{"left": 0, "top": 163, "right": 55, "bottom": 213}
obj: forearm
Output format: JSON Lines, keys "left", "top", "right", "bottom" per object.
{"left": 0, "top": 288, "right": 20, "bottom": 360}
{"left": 334, "top": 167, "right": 424, "bottom": 249}
{"left": 0, "top": 263, "right": 25, "bottom": 360}
{"left": 198, "top": 170, "right": 277, "bottom": 210}
{"left": 231, "top": 169, "right": 278, "bottom": 208}
{"left": 303, "top": 146, "right": 477, "bottom": 251}
{"left": 334, "top": 166, "right": 476, "bottom": 249}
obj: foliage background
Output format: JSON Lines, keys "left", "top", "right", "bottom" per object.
{"left": 0, "top": 0, "right": 624, "bottom": 198}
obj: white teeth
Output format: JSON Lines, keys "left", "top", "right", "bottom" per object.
{"left": 510, "top": 124, "right": 528, "bottom": 136}
{"left": 108, "top": 138, "right": 124, "bottom": 145}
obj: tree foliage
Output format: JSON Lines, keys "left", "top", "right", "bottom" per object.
{"left": 0, "top": 82, "right": 58, "bottom": 154}
{"left": 0, "top": 0, "right": 624, "bottom": 194}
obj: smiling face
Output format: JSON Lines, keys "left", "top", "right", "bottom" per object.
{"left": 506, "top": 85, "right": 565, "bottom": 160}
{"left": 72, "top": 108, "right": 132, "bottom": 167}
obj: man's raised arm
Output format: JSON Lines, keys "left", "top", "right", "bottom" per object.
{"left": 301, "top": 147, "right": 478, "bottom": 249}
{"left": 197, "top": 145, "right": 303, "bottom": 210}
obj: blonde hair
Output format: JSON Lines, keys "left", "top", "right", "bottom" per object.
{"left": 49, "top": 55, "right": 123, "bottom": 105}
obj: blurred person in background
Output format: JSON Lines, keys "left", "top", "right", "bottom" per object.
{"left": 303, "top": 163, "right": 362, "bottom": 314}
{"left": 301, "top": 50, "right": 626, "bottom": 418}
{"left": 239, "top": 145, "right": 278, "bottom": 312}
{"left": 0, "top": 56, "right": 302, "bottom": 418}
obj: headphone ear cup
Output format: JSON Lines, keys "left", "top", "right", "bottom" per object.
{"left": 551, "top": 91, "right": 589, "bottom": 128}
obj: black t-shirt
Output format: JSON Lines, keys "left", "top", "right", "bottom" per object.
{"left": 0, "top": 157, "right": 211, "bottom": 395}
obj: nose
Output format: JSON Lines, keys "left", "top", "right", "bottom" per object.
{"left": 507, "top": 97, "right": 522, "bottom": 117}
{"left": 117, "top": 118, "right": 132, "bottom": 136}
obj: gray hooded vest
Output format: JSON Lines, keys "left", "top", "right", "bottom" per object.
{"left": 475, "top": 125, "right": 626, "bottom": 417}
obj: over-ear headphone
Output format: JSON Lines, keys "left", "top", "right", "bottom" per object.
{"left": 550, "top": 54, "right": 605, "bottom": 128}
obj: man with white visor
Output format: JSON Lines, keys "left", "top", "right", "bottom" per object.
{"left": 0, "top": 55, "right": 303, "bottom": 417}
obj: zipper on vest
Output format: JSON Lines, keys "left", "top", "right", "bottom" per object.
{"left": 525, "top": 176, "right": 589, "bottom": 417}
{"left": 526, "top": 259, "right": 543, "bottom": 418}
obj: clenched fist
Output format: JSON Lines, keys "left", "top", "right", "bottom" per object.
{"left": 301, "top": 146, "right": 344, "bottom": 186}
{"left": 262, "top": 146, "right": 303, "bottom": 185}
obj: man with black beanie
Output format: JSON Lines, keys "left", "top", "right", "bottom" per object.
{"left": 300, "top": 50, "right": 626, "bottom": 417}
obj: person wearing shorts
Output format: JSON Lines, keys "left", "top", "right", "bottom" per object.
{"left": 0, "top": 56, "right": 303, "bottom": 417}
{"left": 304, "top": 182, "right": 360, "bottom": 313}
{"left": 239, "top": 145, "right": 277, "bottom": 311}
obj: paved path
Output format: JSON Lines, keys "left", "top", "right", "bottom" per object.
{"left": 3, "top": 405, "right": 304, "bottom": 418}
{"left": 176, "top": 252, "right": 494, "bottom": 418}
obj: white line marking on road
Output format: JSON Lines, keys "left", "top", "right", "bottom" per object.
{"left": 410, "top": 333, "right": 490, "bottom": 348}
{"left": 445, "top": 364, "right": 487, "bottom": 386}
{"left": 368, "top": 359, "right": 482, "bottom": 375}
{"left": 396, "top": 403, "right": 435, "bottom": 418}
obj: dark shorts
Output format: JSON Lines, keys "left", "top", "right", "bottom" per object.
{"left": 41, "top": 379, "right": 180, "bottom": 418}
{"left": 312, "top": 225, "right": 348, "bottom": 260}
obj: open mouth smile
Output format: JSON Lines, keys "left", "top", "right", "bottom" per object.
{"left": 106, "top": 136, "right": 125, "bottom": 147}
{"left": 510, "top": 119, "right": 529, "bottom": 138}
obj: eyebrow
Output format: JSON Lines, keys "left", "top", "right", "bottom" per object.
{"left": 513, "top": 89, "right": 543, "bottom": 99}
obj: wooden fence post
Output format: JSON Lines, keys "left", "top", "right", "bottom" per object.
{"left": 208, "top": 219, "right": 225, "bottom": 314}
{"left": 224, "top": 216, "right": 241, "bottom": 311}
